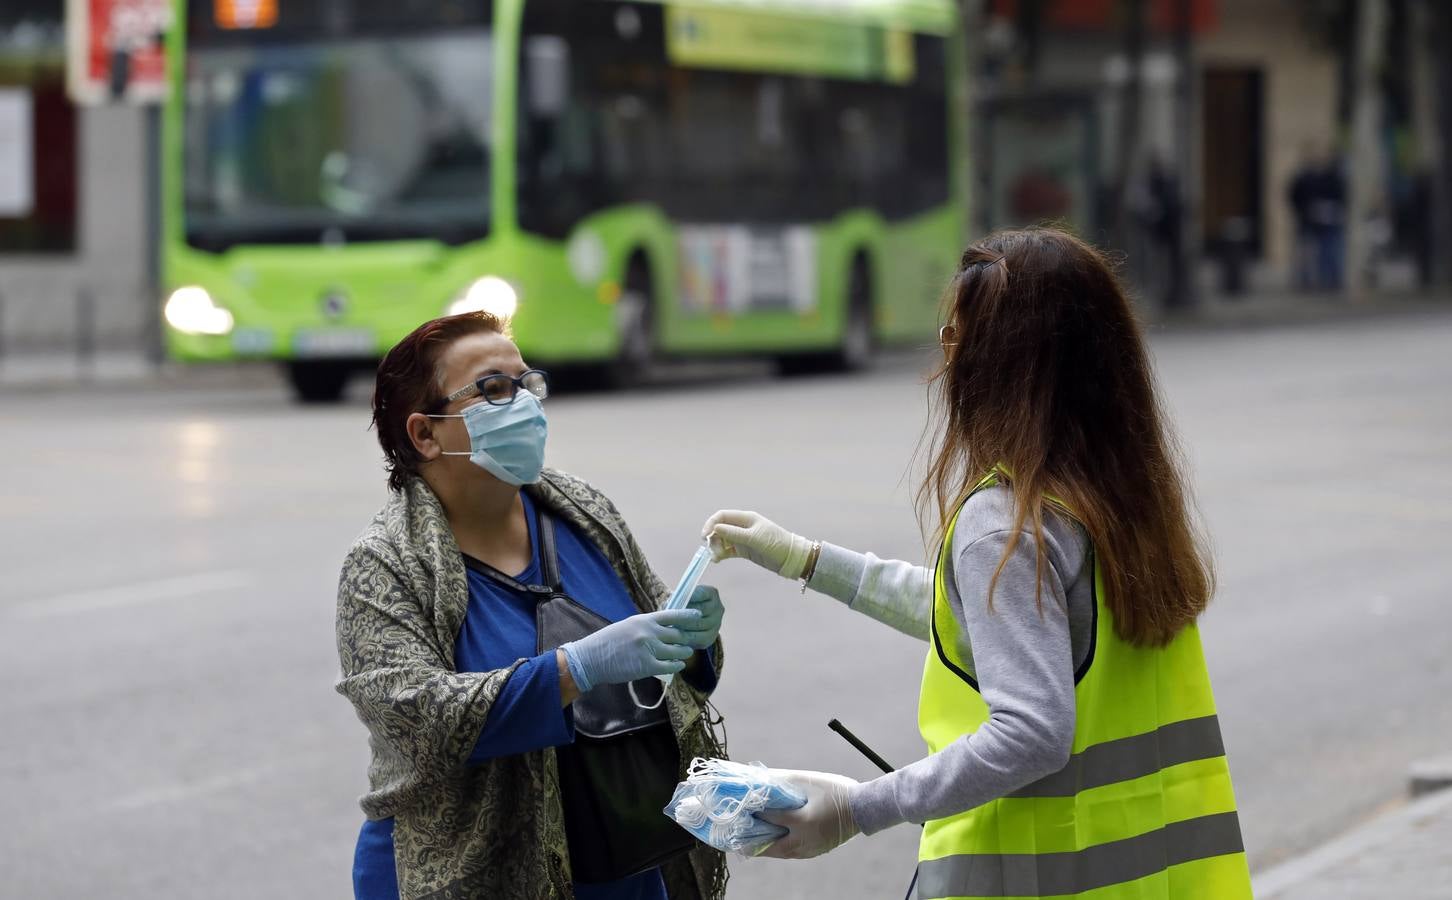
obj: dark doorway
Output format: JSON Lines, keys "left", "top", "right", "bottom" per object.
{"left": 1201, "top": 66, "right": 1264, "bottom": 257}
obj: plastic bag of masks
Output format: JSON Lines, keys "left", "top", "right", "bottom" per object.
{"left": 664, "top": 758, "right": 806, "bottom": 856}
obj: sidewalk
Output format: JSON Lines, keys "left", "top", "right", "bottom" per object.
{"left": 0, "top": 350, "right": 159, "bottom": 389}
{"left": 1152, "top": 288, "right": 1450, "bottom": 331}
{"left": 1253, "top": 773, "right": 1452, "bottom": 899}
{"left": 0, "top": 291, "right": 1447, "bottom": 392}
{"left": 0, "top": 349, "right": 284, "bottom": 393}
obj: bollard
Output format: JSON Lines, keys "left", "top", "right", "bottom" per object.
{"left": 77, "top": 286, "right": 96, "bottom": 381}
{"left": 142, "top": 284, "right": 164, "bottom": 367}
{"left": 1217, "top": 217, "right": 1253, "bottom": 297}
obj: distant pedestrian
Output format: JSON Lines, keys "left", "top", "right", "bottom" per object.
{"left": 1288, "top": 146, "right": 1347, "bottom": 291}
{"left": 1133, "top": 154, "right": 1185, "bottom": 307}
{"left": 336, "top": 312, "right": 727, "bottom": 900}
{"left": 703, "top": 228, "right": 1253, "bottom": 898}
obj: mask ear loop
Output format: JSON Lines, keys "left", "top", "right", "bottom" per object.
{"left": 673, "top": 795, "right": 711, "bottom": 829}
{"left": 628, "top": 679, "right": 669, "bottom": 710}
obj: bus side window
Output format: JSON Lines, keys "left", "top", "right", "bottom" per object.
{"left": 518, "top": 0, "right": 670, "bottom": 237}
{"left": 907, "top": 35, "right": 951, "bottom": 213}
{"left": 525, "top": 36, "right": 570, "bottom": 119}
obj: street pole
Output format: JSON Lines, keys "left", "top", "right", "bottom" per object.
{"left": 1346, "top": 0, "right": 1387, "bottom": 299}
{"left": 1406, "top": 0, "right": 1437, "bottom": 287}
{"left": 1428, "top": 2, "right": 1452, "bottom": 290}
{"left": 106, "top": 16, "right": 167, "bottom": 366}
{"left": 1111, "top": 0, "right": 1146, "bottom": 256}
{"left": 1172, "top": 0, "right": 1197, "bottom": 310}
{"left": 958, "top": 0, "right": 982, "bottom": 243}
{"left": 143, "top": 99, "right": 162, "bottom": 363}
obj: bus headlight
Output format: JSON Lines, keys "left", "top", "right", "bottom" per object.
{"left": 164, "top": 286, "right": 235, "bottom": 336}
{"left": 448, "top": 276, "right": 519, "bottom": 319}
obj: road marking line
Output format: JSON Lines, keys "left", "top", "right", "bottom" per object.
{"left": 101, "top": 751, "right": 337, "bottom": 814}
{"left": 8, "top": 570, "right": 254, "bottom": 619}
{"left": 104, "top": 765, "right": 279, "bottom": 813}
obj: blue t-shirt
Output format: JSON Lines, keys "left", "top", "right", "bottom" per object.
{"left": 353, "top": 494, "right": 711, "bottom": 900}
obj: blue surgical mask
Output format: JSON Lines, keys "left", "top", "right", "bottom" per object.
{"left": 433, "top": 391, "right": 548, "bottom": 486}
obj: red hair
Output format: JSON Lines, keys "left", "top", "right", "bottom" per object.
{"left": 371, "top": 312, "right": 505, "bottom": 491}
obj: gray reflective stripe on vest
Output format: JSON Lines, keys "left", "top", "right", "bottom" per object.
{"left": 1009, "top": 715, "right": 1226, "bottom": 799}
{"left": 917, "top": 811, "right": 1245, "bottom": 899}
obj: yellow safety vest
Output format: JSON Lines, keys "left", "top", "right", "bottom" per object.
{"left": 916, "top": 476, "right": 1252, "bottom": 899}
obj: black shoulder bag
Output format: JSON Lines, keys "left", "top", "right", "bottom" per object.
{"left": 471, "top": 510, "right": 697, "bottom": 883}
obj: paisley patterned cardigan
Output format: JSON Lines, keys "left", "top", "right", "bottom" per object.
{"left": 335, "top": 470, "right": 728, "bottom": 900}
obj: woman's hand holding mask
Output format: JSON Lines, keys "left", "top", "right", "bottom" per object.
{"left": 678, "top": 585, "right": 724, "bottom": 649}
{"left": 701, "top": 510, "right": 814, "bottom": 580}
{"left": 560, "top": 609, "right": 700, "bottom": 694}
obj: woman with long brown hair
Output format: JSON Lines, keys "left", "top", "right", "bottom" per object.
{"left": 703, "top": 228, "right": 1252, "bottom": 898}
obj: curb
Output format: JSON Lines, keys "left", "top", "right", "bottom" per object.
{"left": 1409, "top": 755, "right": 1452, "bottom": 798}
{"left": 1252, "top": 769, "right": 1452, "bottom": 899}
{"left": 2, "top": 300, "right": 1449, "bottom": 394}
{"left": 1148, "top": 295, "right": 1451, "bottom": 334}
{"left": 0, "top": 353, "right": 286, "bottom": 395}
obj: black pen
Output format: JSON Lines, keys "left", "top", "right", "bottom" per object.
{"left": 828, "top": 718, "right": 896, "bottom": 774}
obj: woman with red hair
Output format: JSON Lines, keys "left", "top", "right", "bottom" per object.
{"left": 336, "top": 312, "right": 727, "bottom": 900}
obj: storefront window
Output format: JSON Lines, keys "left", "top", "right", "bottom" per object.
{"left": 0, "top": 3, "right": 76, "bottom": 254}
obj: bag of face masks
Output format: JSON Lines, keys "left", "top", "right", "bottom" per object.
{"left": 663, "top": 758, "right": 806, "bottom": 856}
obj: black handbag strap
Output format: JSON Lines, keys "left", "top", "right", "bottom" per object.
{"left": 460, "top": 507, "right": 564, "bottom": 597}
{"left": 538, "top": 510, "right": 562, "bottom": 592}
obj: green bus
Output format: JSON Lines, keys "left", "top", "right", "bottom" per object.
{"left": 164, "top": 0, "right": 966, "bottom": 401}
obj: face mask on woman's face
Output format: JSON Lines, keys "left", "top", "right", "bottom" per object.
{"left": 434, "top": 391, "right": 548, "bottom": 486}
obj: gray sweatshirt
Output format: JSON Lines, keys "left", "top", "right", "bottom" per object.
{"left": 806, "top": 485, "right": 1095, "bottom": 836}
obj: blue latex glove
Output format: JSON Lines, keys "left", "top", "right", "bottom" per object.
{"left": 562, "top": 609, "right": 701, "bottom": 694}
{"left": 678, "top": 585, "right": 724, "bottom": 650}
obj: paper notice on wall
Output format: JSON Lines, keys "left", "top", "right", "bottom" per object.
{"left": 0, "top": 89, "right": 34, "bottom": 217}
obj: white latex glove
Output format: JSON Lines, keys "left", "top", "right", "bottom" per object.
{"left": 701, "top": 510, "right": 814, "bottom": 579}
{"left": 756, "top": 769, "right": 861, "bottom": 859}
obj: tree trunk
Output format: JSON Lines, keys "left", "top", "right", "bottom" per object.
{"left": 1345, "top": 0, "right": 1387, "bottom": 298}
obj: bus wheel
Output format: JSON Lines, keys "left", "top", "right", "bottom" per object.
{"left": 286, "top": 361, "right": 352, "bottom": 404}
{"left": 778, "top": 257, "right": 875, "bottom": 376}
{"left": 610, "top": 260, "right": 655, "bottom": 385}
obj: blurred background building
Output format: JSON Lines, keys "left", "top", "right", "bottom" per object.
{"left": 1, "top": 0, "right": 156, "bottom": 355}
{"left": 1, "top": 0, "right": 1449, "bottom": 372}
{"left": 973, "top": 0, "right": 1452, "bottom": 303}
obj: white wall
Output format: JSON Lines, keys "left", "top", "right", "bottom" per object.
{"left": 0, "top": 103, "right": 151, "bottom": 352}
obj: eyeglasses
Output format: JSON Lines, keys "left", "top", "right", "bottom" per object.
{"left": 440, "top": 369, "right": 550, "bottom": 408}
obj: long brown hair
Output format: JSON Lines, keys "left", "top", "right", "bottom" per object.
{"left": 917, "top": 228, "right": 1213, "bottom": 646}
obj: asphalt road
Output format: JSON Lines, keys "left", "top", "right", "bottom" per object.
{"left": 2, "top": 309, "right": 1449, "bottom": 899}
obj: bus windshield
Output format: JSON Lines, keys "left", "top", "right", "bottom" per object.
{"left": 183, "top": 30, "right": 492, "bottom": 250}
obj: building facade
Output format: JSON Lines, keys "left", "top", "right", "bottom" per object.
{"left": 979, "top": 0, "right": 1345, "bottom": 296}
{"left": 0, "top": 2, "right": 151, "bottom": 358}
